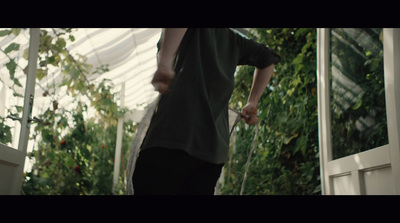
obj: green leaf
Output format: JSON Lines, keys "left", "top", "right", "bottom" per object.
{"left": 283, "top": 133, "right": 299, "bottom": 145}
{"left": 0, "top": 29, "right": 11, "bottom": 37}
{"left": 41, "top": 172, "right": 50, "bottom": 179}
{"left": 4, "top": 42, "right": 20, "bottom": 54}
{"left": 64, "top": 155, "right": 75, "bottom": 168}
{"left": 23, "top": 48, "right": 29, "bottom": 60}
{"left": 277, "top": 112, "right": 288, "bottom": 125}
{"left": 287, "top": 88, "right": 295, "bottom": 96}
{"left": 11, "top": 28, "right": 21, "bottom": 36}
{"left": 292, "top": 54, "right": 304, "bottom": 65}
{"left": 293, "top": 135, "right": 307, "bottom": 155}
{"left": 36, "top": 69, "right": 48, "bottom": 81}
{"left": 56, "top": 38, "right": 66, "bottom": 49}
{"left": 370, "top": 58, "right": 380, "bottom": 71}
{"left": 352, "top": 92, "right": 364, "bottom": 110}
{"left": 46, "top": 56, "right": 55, "bottom": 65}
{"left": 14, "top": 105, "right": 23, "bottom": 112}
{"left": 352, "top": 98, "right": 362, "bottom": 110}
{"left": 290, "top": 76, "right": 302, "bottom": 87}
{"left": 13, "top": 78, "right": 23, "bottom": 87}
{"left": 13, "top": 92, "right": 24, "bottom": 98}
{"left": 6, "top": 59, "right": 17, "bottom": 79}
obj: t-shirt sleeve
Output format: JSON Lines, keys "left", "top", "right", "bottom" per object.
{"left": 237, "top": 35, "right": 281, "bottom": 68}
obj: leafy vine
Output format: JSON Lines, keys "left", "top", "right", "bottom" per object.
{"left": 0, "top": 28, "right": 133, "bottom": 194}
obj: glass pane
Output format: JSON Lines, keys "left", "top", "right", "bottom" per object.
{"left": 330, "top": 28, "right": 388, "bottom": 160}
{"left": 0, "top": 29, "right": 30, "bottom": 149}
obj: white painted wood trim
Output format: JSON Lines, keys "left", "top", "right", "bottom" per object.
{"left": 0, "top": 146, "right": 24, "bottom": 166}
{"left": 317, "top": 28, "right": 400, "bottom": 195}
{"left": 327, "top": 145, "right": 391, "bottom": 176}
{"left": 113, "top": 82, "right": 125, "bottom": 193}
{"left": 10, "top": 28, "right": 40, "bottom": 194}
{"left": 383, "top": 28, "right": 400, "bottom": 194}
{"left": 317, "top": 28, "right": 332, "bottom": 195}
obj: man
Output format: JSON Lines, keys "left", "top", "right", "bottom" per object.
{"left": 132, "top": 28, "right": 280, "bottom": 195}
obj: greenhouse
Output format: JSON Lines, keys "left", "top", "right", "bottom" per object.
{"left": 0, "top": 28, "right": 399, "bottom": 195}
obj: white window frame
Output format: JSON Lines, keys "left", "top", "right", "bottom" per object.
{"left": 317, "top": 28, "right": 400, "bottom": 195}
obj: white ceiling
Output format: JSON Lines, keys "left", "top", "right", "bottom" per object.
{"left": 1, "top": 28, "right": 250, "bottom": 123}
{"left": 1, "top": 28, "right": 162, "bottom": 121}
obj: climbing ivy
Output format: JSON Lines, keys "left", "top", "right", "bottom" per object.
{"left": 223, "top": 28, "right": 320, "bottom": 195}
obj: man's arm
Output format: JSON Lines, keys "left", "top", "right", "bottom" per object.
{"left": 241, "top": 64, "right": 274, "bottom": 125}
{"left": 152, "top": 28, "right": 187, "bottom": 94}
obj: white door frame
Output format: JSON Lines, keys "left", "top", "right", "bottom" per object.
{"left": 0, "top": 28, "right": 40, "bottom": 195}
{"left": 317, "top": 28, "right": 400, "bottom": 195}
{"left": 383, "top": 28, "right": 400, "bottom": 194}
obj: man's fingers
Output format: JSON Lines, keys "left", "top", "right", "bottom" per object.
{"left": 240, "top": 113, "right": 250, "bottom": 119}
{"left": 151, "top": 67, "right": 175, "bottom": 94}
{"left": 152, "top": 82, "right": 170, "bottom": 94}
{"left": 241, "top": 114, "right": 258, "bottom": 125}
{"left": 248, "top": 116, "right": 258, "bottom": 125}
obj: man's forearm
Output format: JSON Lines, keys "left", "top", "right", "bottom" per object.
{"left": 152, "top": 28, "right": 187, "bottom": 94}
{"left": 157, "top": 28, "right": 188, "bottom": 68}
{"left": 247, "top": 64, "right": 274, "bottom": 105}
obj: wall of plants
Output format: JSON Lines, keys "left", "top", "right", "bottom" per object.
{"left": 0, "top": 28, "right": 134, "bottom": 195}
{"left": 222, "top": 28, "right": 321, "bottom": 195}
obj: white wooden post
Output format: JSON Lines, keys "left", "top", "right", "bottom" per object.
{"left": 317, "top": 28, "right": 332, "bottom": 195}
{"left": 112, "top": 82, "right": 125, "bottom": 194}
{"left": 383, "top": 28, "right": 400, "bottom": 194}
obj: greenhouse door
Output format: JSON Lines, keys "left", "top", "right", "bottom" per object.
{"left": 317, "top": 28, "right": 400, "bottom": 195}
{"left": 0, "top": 29, "right": 39, "bottom": 195}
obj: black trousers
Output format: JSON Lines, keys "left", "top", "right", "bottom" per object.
{"left": 132, "top": 147, "right": 224, "bottom": 195}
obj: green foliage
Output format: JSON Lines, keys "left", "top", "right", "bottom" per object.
{"left": 0, "top": 28, "right": 136, "bottom": 194}
{"left": 21, "top": 69, "right": 135, "bottom": 194}
{"left": 222, "top": 28, "right": 320, "bottom": 195}
{"left": 0, "top": 116, "right": 12, "bottom": 145}
{"left": 22, "top": 103, "right": 136, "bottom": 195}
{"left": 330, "top": 28, "right": 387, "bottom": 159}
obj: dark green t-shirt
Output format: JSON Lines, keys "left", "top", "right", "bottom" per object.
{"left": 141, "top": 28, "right": 281, "bottom": 164}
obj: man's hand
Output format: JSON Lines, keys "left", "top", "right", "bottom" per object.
{"left": 241, "top": 102, "right": 258, "bottom": 125}
{"left": 151, "top": 66, "right": 175, "bottom": 94}
{"left": 152, "top": 28, "right": 187, "bottom": 94}
{"left": 242, "top": 64, "right": 274, "bottom": 125}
